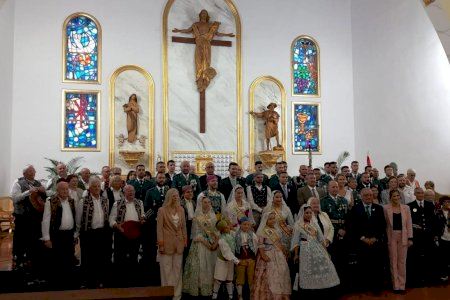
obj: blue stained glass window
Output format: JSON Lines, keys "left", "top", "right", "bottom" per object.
{"left": 293, "top": 103, "right": 320, "bottom": 153}
{"left": 64, "top": 92, "right": 98, "bottom": 149}
{"left": 64, "top": 14, "right": 99, "bottom": 82}
{"left": 292, "top": 37, "right": 319, "bottom": 96}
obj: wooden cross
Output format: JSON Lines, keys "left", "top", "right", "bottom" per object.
{"left": 171, "top": 36, "right": 232, "bottom": 133}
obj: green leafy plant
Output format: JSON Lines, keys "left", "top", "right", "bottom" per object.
{"left": 44, "top": 157, "right": 84, "bottom": 179}
{"left": 319, "top": 151, "right": 350, "bottom": 171}
{"left": 336, "top": 151, "right": 350, "bottom": 168}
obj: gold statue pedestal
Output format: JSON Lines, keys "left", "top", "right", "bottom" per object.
{"left": 258, "top": 147, "right": 284, "bottom": 168}
{"left": 119, "top": 150, "right": 145, "bottom": 167}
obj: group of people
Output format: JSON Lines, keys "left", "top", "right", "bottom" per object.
{"left": 10, "top": 159, "right": 450, "bottom": 299}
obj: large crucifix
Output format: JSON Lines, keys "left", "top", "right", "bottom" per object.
{"left": 172, "top": 9, "right": 235, "bottom": 133}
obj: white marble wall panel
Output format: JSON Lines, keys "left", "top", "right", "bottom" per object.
{"left": 113, "top": 70, "right": 151, "bottom": 173}
{"left": 425, "top": 0, "right": 450, "bottom": 62}
{"left": 168, "top": 0, "right": 237, "bottom": 152}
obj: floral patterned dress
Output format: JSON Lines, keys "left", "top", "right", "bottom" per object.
{"left": 182, "top": 212, "right": 218, "bottom": 296}
{"left": 251, "top": 226, "right": 291, "bottom": 300}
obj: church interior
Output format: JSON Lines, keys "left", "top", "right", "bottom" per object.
{"left": 0, "top": 0, "right": 449, "bottom": 299}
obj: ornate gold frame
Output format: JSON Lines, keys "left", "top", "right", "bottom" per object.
{"left": 162, "top": 0, "right": 242, "bottom": 164}
{"left": 249, "top": 76, "right": 287, "bottom": 167}
{"left": 61, "top": 89, "right": 101, "bottom": 152}
{"left": 62, "top": 12, "right": 102, "bottom": 84}
{"left": 291, "top": 35, "right": 320, "bottom": 97}
{"left": 291, "top": 102, "right": 322, "bottom": 155}
{"left": 109, "top": 65, "right": 155, "bottom": 172}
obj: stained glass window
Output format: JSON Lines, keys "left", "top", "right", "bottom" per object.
{"left": 292, "top": 36, "right": 319, "bottom": 96}
{"left": 63, "top": 91, "right": 99, "bottom": 150}
{"left": 64, "top": 14, "right": 100, "bottom": 82}
{"left": 292, "top": 102, "right": 320, "bottom": 154}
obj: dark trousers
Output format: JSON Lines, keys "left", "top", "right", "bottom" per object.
{"left": 357, "top": 241, "right": 385, "bottom": 291}
{"left": 407, "top": 232, "right": 437, "bottom": 286}
{"left": 329, "top": 235, "right": 349, "bottom": 292}
{"left": 12, "top": 214, "right": 27, "bottom": 265}
{"left": 140, "top": 220, "right": 160, "bottom": 285}
{"left": 439, "top": 238, "right": 450, "bottom": 278}
{"left": 80, "top": 227, "right": 111, "bottom": 286}
{"left": 50, "top": 230, "right": 75, "bottom": 289}
{"left": 113, "top": 231, "right": 141, "bottom": 286}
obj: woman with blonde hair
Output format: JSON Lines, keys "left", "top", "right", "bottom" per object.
{"left": 383, "top": 189, "right": 413, "bottom": 293}
{"left": 157, "top": 188, "right": 187, "bottom": 300}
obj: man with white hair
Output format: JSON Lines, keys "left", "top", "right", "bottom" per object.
{"left": 42, "top": 181, "right": 77, "bottom": 288}
{"left": 406, "top": 168, "right": 420, "bottom": 189}
{"left": 109, "top": 185, "right": 145, "bottom": 285}
{"left": 46, "top": 162, "right": 68, "bottom": 196}
{"left": 78, "top": 168, "right": 91, "bottom": 190}
{"left": 10, "top": 165, "right": 46, "bottom": 270}
{"left": 76, "top": 177, "right": 110, "bottom": 288}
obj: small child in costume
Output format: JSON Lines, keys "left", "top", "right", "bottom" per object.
{"left": 234, "top": 217, "right": 258, "bottom": 300}
{"left": 212, "top": 219, "right": 240, "bottom": 300}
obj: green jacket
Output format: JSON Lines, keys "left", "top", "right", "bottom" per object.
{"left": 320, "top": 195, "right": 349, "bottom": 230}
{"left": 127, "top": 178, "right": 155, "bottom": 201}
{"left": 172, "top": 173, "right": 201, "bottom": 198}
{"left": 144, "top": 185, "right": 169, "bottom": 213}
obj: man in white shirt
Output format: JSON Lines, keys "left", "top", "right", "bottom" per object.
{"left": 41, "top": 181, "right": 76, "bottom": 288}
{"left": 398, "top": 174, "right": 415, "bottom": 204}
{"left": 10, "top": 165, "right": 46, "bottom": 270}
{"left": 76, "top": 177, "right": 110, "bottom": 288}
{"left": 109, "top": 184, "right": 144, "bottom": 283}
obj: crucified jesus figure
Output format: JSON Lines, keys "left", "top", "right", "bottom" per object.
{"left": 172, "top": 9, "right": 235, "bottom": 92}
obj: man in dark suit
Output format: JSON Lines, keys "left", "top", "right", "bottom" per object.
{"left": 220, "top": 162, "right": 246, "bottom": 201}
{"left": 172, "top": 161, "right": 201, "bottom": 198}
{"left": 273, "top": 172, "right": 299, "bottom": 216}
{"left": 297, "top": 173, "right": 326, "bottom": 207}
{"left": 165, "top": 160, "right": 176, "bottom": 187}
{"left": 356, "top": 172, "right": 373, "bottom": 192}
{"left": 379, "top": 165, "right": 394, "bottom": 191}
{"left": 199, "top": 162, "right": 221, "bottom": 192}
{"left": 127, "top": 164, "right": 155, "bottom": 201}
{"left": 348, "top": 188, "right": 386, "bottom": 292}
{"left": 245, "top": 160, "right": 269, "bottom": 186}
{"left": 407, "top": 187, "right": 439, "bottom": 286}
{"left": 349, "top": 160, "right": 361, "bottom": 183}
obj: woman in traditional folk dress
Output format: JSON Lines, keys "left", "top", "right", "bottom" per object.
{"left": 291, "top": 205, "right": 340, "bottom": 293}
{"left": 182, "top": 196, "right": 219, "bottom": 297}
{"left": 251, "top": 211, "right": 291, "bottom": 300}
{"left": 262, "top": 190, "right": 294, "bottom": 251}
{"left": 226, "top": 185, "right": 255, "bottom": 229}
